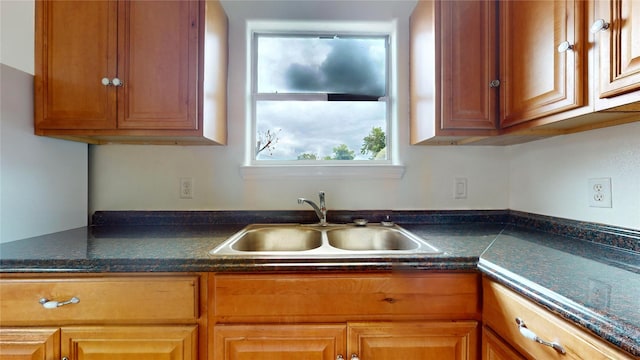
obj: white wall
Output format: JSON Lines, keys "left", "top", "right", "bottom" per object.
{"left": 508, "top": 122, "right": 640, "bottom": 229}
{"left": 0, "top": 1, "right": 88, "bottom": 243}
{"left": 0, "top": 0, "right": 34, "bottom": 74}
{"left": 3, "top": 0, "right": 639, "bottom": 234}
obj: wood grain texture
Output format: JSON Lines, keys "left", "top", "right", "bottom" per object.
{"left": 61, "top": 325, "right": 197, "bottom": 360}
{"left": 35, "top": 0, "right": 117, "bottom": 130}
{"left": 348, "top": 321, "right": 478, "bottom": 360}
{"left": 595, "top": 0, "right": 640, "bottom": 99}
{"left": 499, "top": 0, "right": 584, "bottom": 127}
{"left": 0, "top": 328, "right": 60, "bottom": 360}
{"left": 212, "top": 272, "right": 480, "bottom": 323}
{"left": 0, "top": 275, "right": 199, "bottom": 326}
{"left": 440, "top": 0, "right": 497, "bottom": 131}
{"left": 213, "top": 324, "right": 346, "bottom": 360}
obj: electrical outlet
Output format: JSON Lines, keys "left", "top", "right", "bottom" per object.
{"left": 587, "top": 278, "right": 611, "bottom": 310}
{"left": 180, "top": 177, "right": 193, "bottom": 199}
{"left": 454, "top": 178, "right": 467, "bottom": 199}
{"left": 588, "top": 178, "right": 612, "bottom": 208}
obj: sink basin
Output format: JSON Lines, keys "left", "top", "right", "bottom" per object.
{"left": 327, "top": 227, "right": 420, "bottom": 251}
{"left": 210, "top": 223, "right": 441, "bottom": 256}
{"left": 231, "top": 226, "right": 322, "bottom": 252}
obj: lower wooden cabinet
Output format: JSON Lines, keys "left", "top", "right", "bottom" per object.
{"left": 211, "top": 272, "right": 481, "bottom": 360}
{"left": 0, "top": 328, "right": 59, "bottom": 360}
{"left": 481, "top": 326, "right": 525, "bottom": 360}
{"left": 214, "top": 321, "right": 478, "bottom": 360}
{"left": 0, "top": 326, "right": 197, "bottom": 360}
{"left": 213, "top": 324, "right": 345, "bottom": 360}
{"left": 0, "top": 274, "right": 204, "bottom": 360}
{"left": 349, "top": 321, "right": 478, "bottom": 359}
{"left": 62, "top": 326, "right": 197, "bottom": 360}
{"left": 482, "top": 278, "right": 635, "bottom": 360}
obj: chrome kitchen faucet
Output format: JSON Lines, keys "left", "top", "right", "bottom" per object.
{"left": 297, "top": 191, "right": 327, "bottom": 226}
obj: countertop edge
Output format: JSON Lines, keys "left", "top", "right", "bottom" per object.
{"left": 0, "top": 257, "right": 480, "bottom": 273}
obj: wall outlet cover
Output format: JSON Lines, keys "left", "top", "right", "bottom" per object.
{"left": 588, "top": 177, "right": 612, "bottom": 208}
{"left": 180, "top": 177, "right": 193, "bottom": 199}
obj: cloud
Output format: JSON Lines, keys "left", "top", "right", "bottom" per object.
{"left": 284, "top": 38, "right": 385, "bottom": 96}
{"left": 285, "top": 63, "right": 323, "bottom": 91}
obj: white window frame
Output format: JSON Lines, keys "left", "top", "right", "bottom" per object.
{"left": 241, "top": 20, "right": 404, "bottom": 179}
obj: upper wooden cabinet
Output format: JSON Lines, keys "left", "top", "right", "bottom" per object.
{"left": 592, "top": 0, "right": 640, "bottom": 109}
{"left": 34, "top": 0, "right": 228, "bottom": 145}
{"left": 411, "top": 0, "right": 499, "bottom": 145}
{"left": 35, "top": 1, "right": 117, "bottom": 131}
{"left": 410, "top": 0, "right": 640, "bottom": 146}
{"left": 499, "top": 0, "right": 584, "bottom": 128}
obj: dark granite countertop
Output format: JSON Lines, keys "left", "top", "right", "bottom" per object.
{"left": 0, "top": 210, "right": 638, "bottom": 356}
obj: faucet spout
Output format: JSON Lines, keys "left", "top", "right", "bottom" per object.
{"left": 297, "top": 191, "right": 327, "bottom": 225}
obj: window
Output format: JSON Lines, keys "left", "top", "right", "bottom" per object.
{"left": 252, "top": 32, "right": 390, "bottom": 163}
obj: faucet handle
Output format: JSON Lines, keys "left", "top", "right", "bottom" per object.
{"left": 381, "top": 215, "right": 394, "bottom": 227}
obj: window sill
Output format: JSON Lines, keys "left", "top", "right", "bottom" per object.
{"left": 240, "top": 164, "right": 405, "bottom": 180}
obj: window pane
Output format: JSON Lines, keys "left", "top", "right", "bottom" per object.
{"left": 256, "top": 101, "right": 387, "bottom": 161}
{"left": 257, "top": 35, "right": 387, "bottom": 96}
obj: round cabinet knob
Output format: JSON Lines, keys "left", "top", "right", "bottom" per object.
{"left": 101, "top": 77, "right": 111, "bottom": 86}
{"left": 111, "top": 78, "right": 123, "bottom": 87}
{"left": 350, "top": 355, "right": 360, "bottom": 360}
{"left": 489, "top": 79, "right": 501, "bottom": 88}
{"left": 557, "top": 41, "right": 573, "bottom": 53}
{"left": 590, "top": 19, "right": 610, "bottom": 34}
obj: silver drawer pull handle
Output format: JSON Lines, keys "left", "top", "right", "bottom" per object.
{"left": 516, "top": 318, "right": 566, "bottom": 354}
{"left": 39, "top": 296, "right": 79, "bottom": 309}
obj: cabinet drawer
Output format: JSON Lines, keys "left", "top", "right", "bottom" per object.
{"left": 482, "top": 278, "right": 634, "bottom": 359}
{"left": 0, "top": 275, "right": 199, "bottom": 325}
{"left": 212, "top": 272, "right": 480, "bottom": 323}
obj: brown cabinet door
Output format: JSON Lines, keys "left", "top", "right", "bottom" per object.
{"left": 117, "top": 0, "right": 199, "bottom": 130}
{"left": 481, "top": 326, "right": 526, "bottom": 360}
{"left": 0, "top": 328, "right": 60, "bottom": 360}
{"left": 35, "top": 0, "right": 117, "bottom": 130}
{"left": 213, "top": 324, "right": 346, "bottom": 360}
{"left": 499, "top": 0, "right": 584, "bottom": 128}
{"left": 441, "top": 0, "right": 498, "bottom": 131}
{"left": 348, "top": 321, "right": 478, "bottom": 360}
{"left": 61, "top": 326, "right": 197, "bottom": 360}
{"left": 594, "top": 0, "right": 640, "bottom": 98}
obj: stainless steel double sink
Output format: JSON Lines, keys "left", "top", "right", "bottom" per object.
{"left": 209, "top": 223, "right": 441, "bottom": 256}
